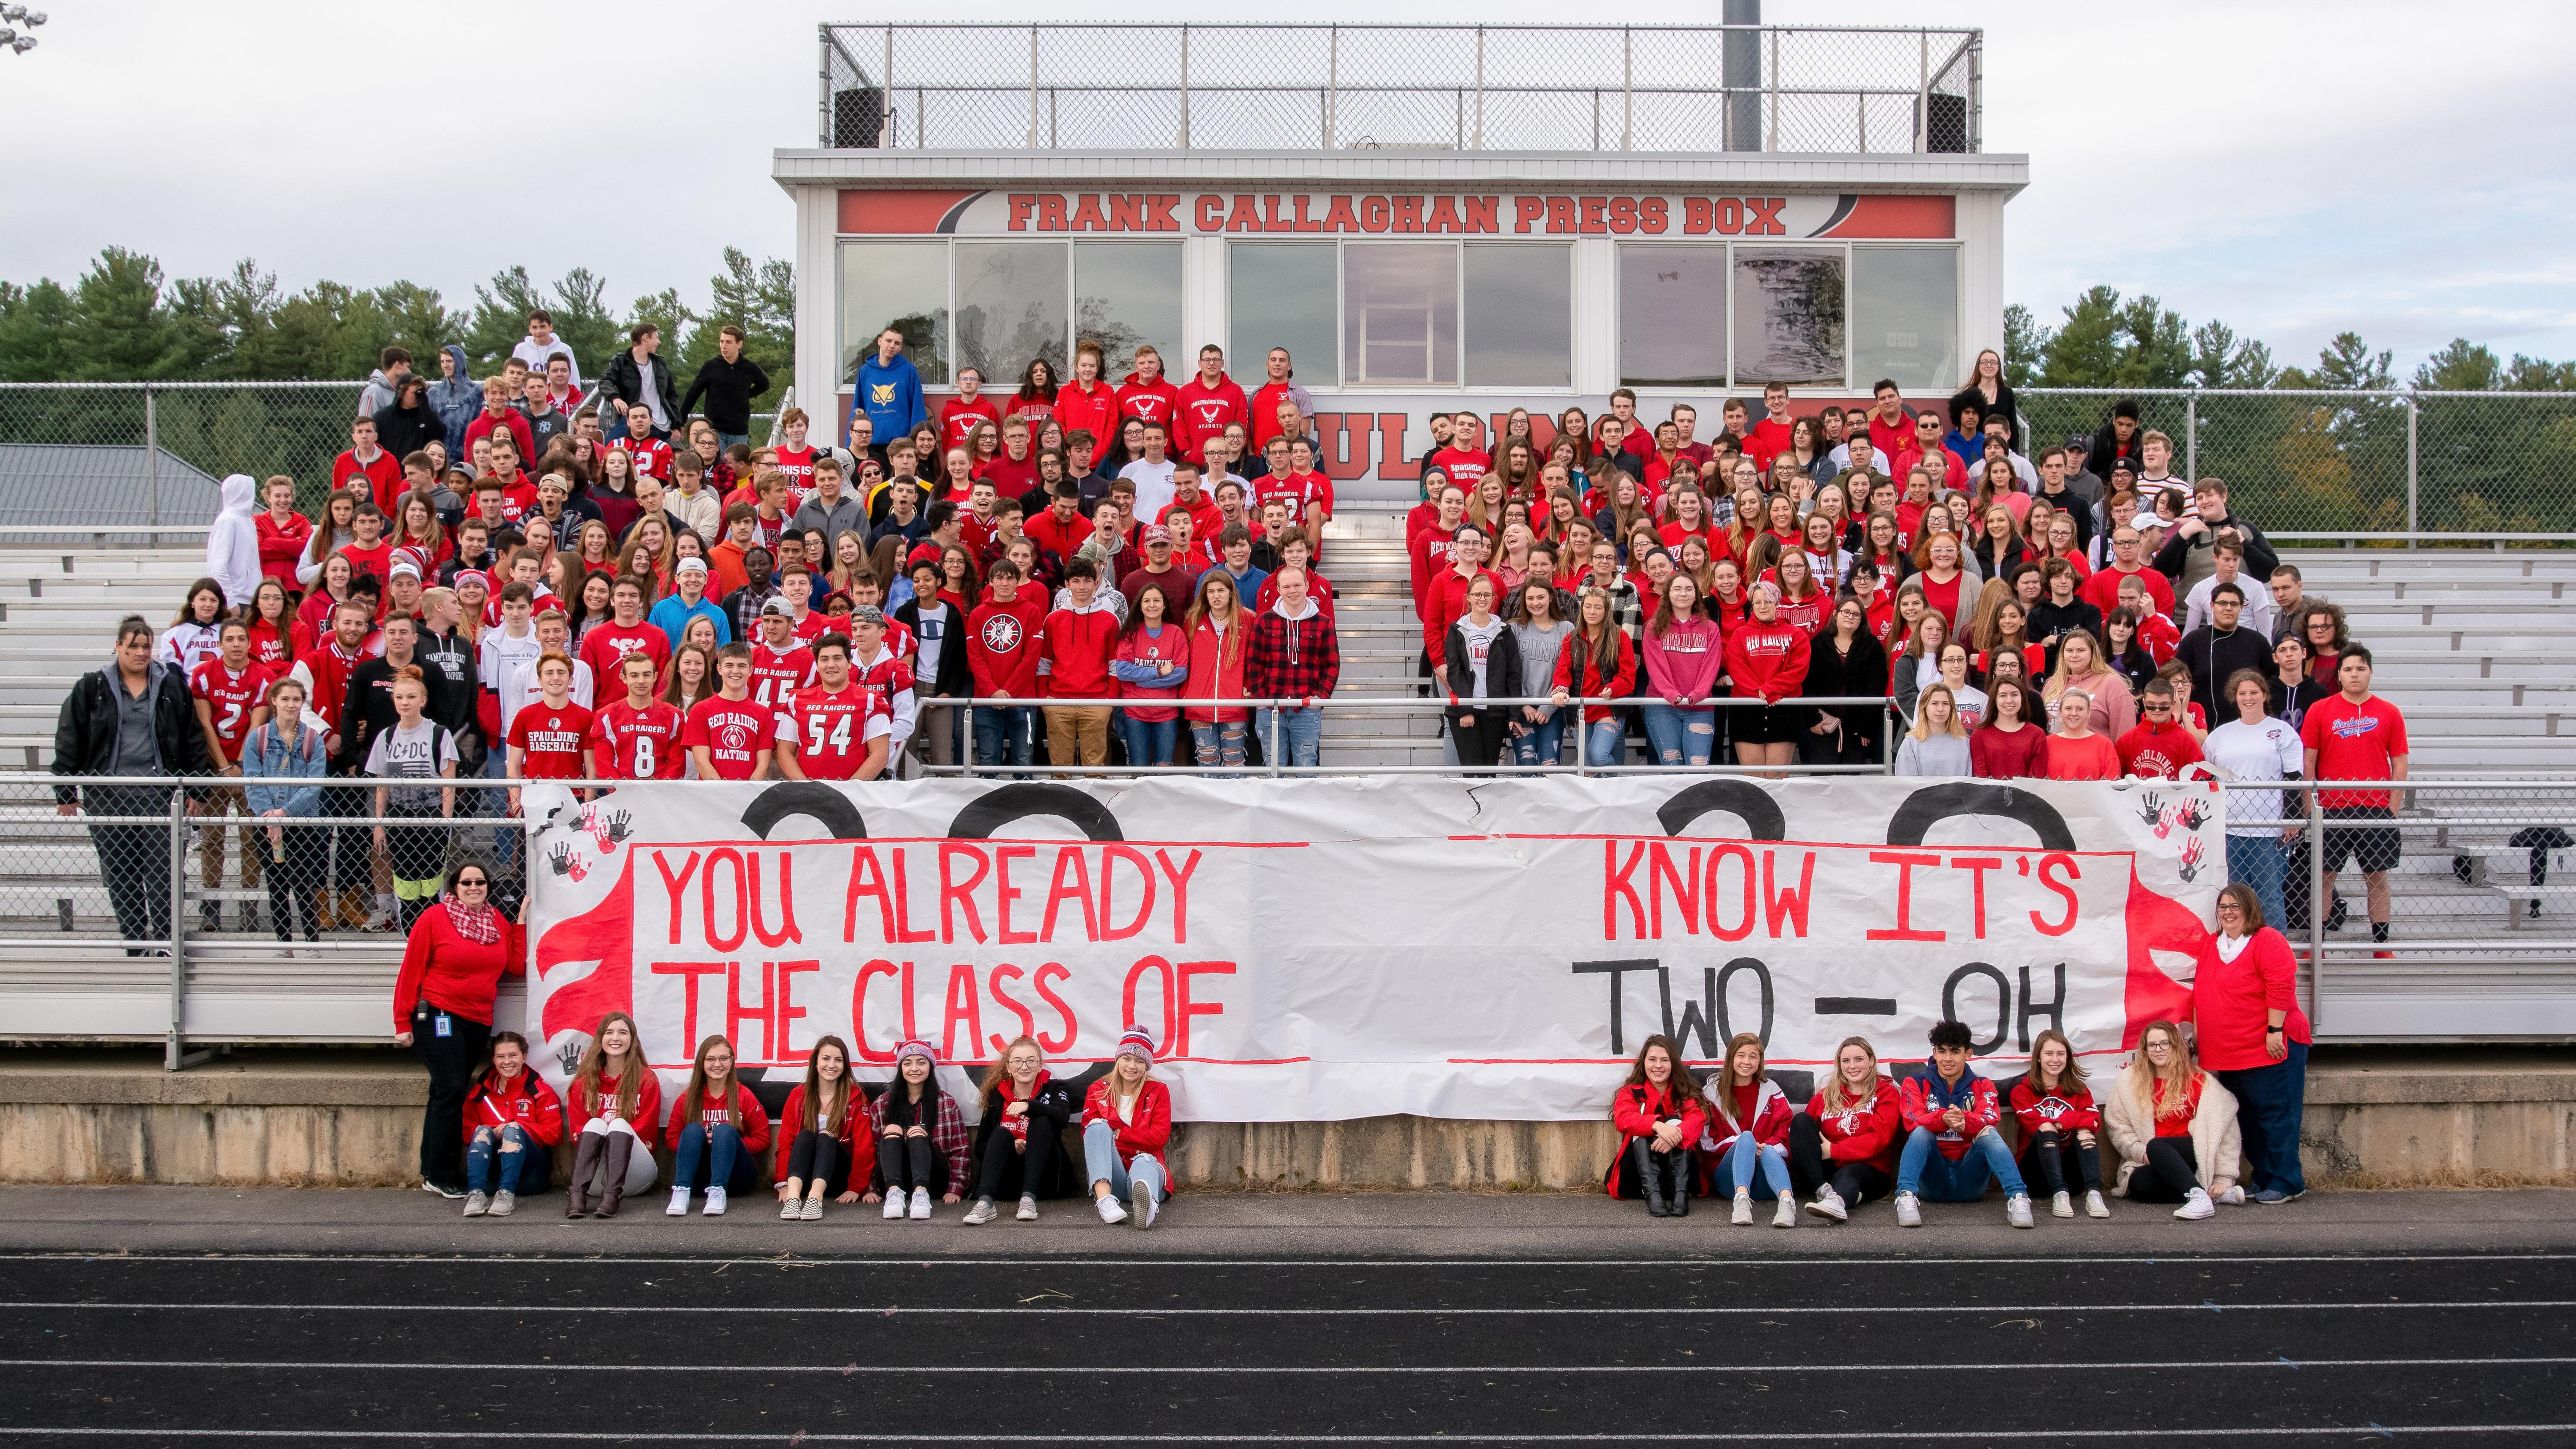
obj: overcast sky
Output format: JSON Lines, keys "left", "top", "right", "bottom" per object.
{"left": 4, "top": 0, "right": 2569, "bottom": 373}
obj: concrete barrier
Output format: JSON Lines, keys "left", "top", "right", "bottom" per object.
{"left": 4, "top": 1047, "right": 2570, "bottom": 1190}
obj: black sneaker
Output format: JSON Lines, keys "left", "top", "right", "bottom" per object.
{"left": 2324, "top": 895, "right": 2348, "bottom": 932}
{"left": 422, "top": 1179, "right": 468, "bottom": 1200}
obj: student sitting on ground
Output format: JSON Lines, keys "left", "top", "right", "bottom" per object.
{"left": 775, "top": 1035, "right": 863, "bottom": 1221}
{"left": 963, "top": 1035, "right": 1086, "bottom": 1225}
{"left": 2010, "top": 1027, "right": 2111, "bottom": 1220}
{"left": 1792, "top": 1035, "right": 1902, "bottom": 1224}
{"left": 869, "top": 1040, "right": 969, "bottom": 1222}
{"left": 1085, "top": 1028, "right": 1175, "bottom": 1229}
{"left": 1704, "top": 1032, "right": 1798, "bottom": 1228}
{"left": 2102, "top": 1018, "right": 2245, "bottom": 1221}
{"left": 458, "top": 1030, "right": 562, "bottom": 1219}
{"left": 1607, "top": 1033, "right": 1707, "bottom": 1219}
{"left": 664, "top": 1033, "right": 773, "bottom": 1217}
{"left": 1893, "top": 1020, "right": 2037, "bottom": 1229}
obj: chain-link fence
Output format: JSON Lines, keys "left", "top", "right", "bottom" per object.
{"left": 2017, "top": 387, "right": 2576, "bottom": 545}
{"left": 819, "top": 23, "right": 1982, "bottom": 155}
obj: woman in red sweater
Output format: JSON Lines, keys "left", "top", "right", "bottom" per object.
{"left": 1792, "top": 1036, "right": 1901, "bottom": 1223}
{"left": 566, "top": 1010, "right": 664, "bottom": 1218}
{"left": 2042, "top": 687, "right": 2121, "bottom": 780}
{"left": 664, "top": 1033, "right": 773, "bottom": 1217}
{"left": 458, "top": 1030, "right": 562, "bottom": 1218}
{"left": 2009, "top": 1028, "right": 2109, "bottom": 1219}
{"left": 1084, "top": 1028, "right": 1174, "bottom": 1229}
{"left": 775, "top": 1035, "right": 863, "bottom": 1221}
{"left": 390, "top": 860, "right": 527, "bottom": 1200}
{"left": 1704, "top": 1032, "right": 1799, "bottom": 1228}
{"left": 1724, "top": 581, "right": 1811, "bottom": 777}
{"left": 1970, "top": 677, "right": 2050, "bottom": 779}
{"left": 2188, "top": 882, "right": 2313, "bottom": 1203}
{"left": 1607, "top": 1033, "right": 1709, "bottom": 1218}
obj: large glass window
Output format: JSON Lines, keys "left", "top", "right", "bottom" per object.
{"left": 1619, "top": 245, "right": 1728, "bottom": 388}
{"left": 1851, "top": 248, "right": 1961, "bottom": 391}
{"left": 953, "top": 242, "right": 1067, "bottom": 384}
{"left": 1074, "top": 241, "right": 1183, "bottom": 374}
{"left": 1229, "top": 242, "right": 1338, "bottom": 387}
{"left": 1344, "top": 244, "right": 1458, "bottom": 386}
{"left": 1464, "top": 243, "right": 1572, "bottom": 389}
{"left": 839, "top": 241, "right": 949, "bottom": 385}
{"left": 1731, "top": 247, "right": 1846, "bottom": 388}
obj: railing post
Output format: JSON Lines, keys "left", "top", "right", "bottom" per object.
{"left": 2185, "top": 385, "right": 2199, "bottom": 482}
{"left": 817, "top": 24, "right": 831, "bottom": 147}
{"left": 1028, "top": 26, "right": 1040, "bottom": 150}
{"left": 1914, "top": 29, "right": 1929, "bottom": 154}
{"left": 881, "top": 26, "right": 894, "bottom": 148}
{"left": 143, "top": 384, "right": 160, "bottom": 530}
{"left": 1325, "top": 25, "right": 1338, "bottom": 149}
{"left": 1621, "top": 27, "right": 1633, "bottom": 151}
{"left": 2405, "top": 393, "right": 2420, "bottom": 550}
{"left": 163, "top": 786, "right": 187, "bottom": 1072}
{"left": 2304, "top": 783, "right": 2325, "bottom": 1029}
{"left": 1178, "top": 25, "right": 1191, "bottom": 149}
{"left": 1969, "top": 29, "right": 1984, "bottom": 153}
{"left": 1472, "top": 26, "right": 1485, "bottom": 150}
{"left": 1765, "top": 27, "right": 1779, "bottom": 151}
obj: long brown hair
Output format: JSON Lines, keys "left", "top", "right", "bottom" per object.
{"left": 801, "top": 1034, "right": 854, "bottom": 1134}
{"left": 1708, "top": 1031, "right": 1768, "bottom": 1129}
{"left": 677, "top": 1033, "right": 737, "bottom": 1126}
{"left": 2021, "top": 1027, "right": 2088, "bottom": 1094}
{"left": 1616, "top": 1033, "right": 1709, "bottom": 1115}
{"left": 574, "top": 1010, "right": 645, "bottom": 1119}
{"left": 1814, "top": 1036, "right": 1883, "bottom": 1115}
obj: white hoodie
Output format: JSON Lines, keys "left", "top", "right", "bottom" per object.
{"left": 205, "top": 473, "right": 260, "bottom": 609}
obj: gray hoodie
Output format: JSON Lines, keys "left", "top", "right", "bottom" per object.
{"left": 426, "top": 343, "right": 483, "bottom": 456}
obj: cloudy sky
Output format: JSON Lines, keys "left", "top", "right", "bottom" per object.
{"left": 3, "top": 0, "right": 2569, "bottom": 373}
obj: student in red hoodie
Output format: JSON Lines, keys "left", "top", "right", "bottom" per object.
{"left": 1054, "top": 340, "right": 1120, "bottom": 447}
{"left": 2116, "top": 678, "right": 2205, "bottom": 779}
{"left": 1792, "top": 1036, "right": 1903, "bottom": 1223}
{"left": 1039, "top": 557, "right": 1121, "bottom": 773}
{"left": 1174, "top": 343, "right": 1248, "bottom": 464}
{"left": 1115, "top": 344, "right": 1182, "bottom": 436}
{"left": 775, "top": 1035, "right": 864, "bottom": 1220}
{"left": 565, "top": 1010, "right": 664, "bottom": 1219}
{"left": 458, "top": 1029, "right": 561, "bottom": 1218}
{"left": 2011, "top": 1027, "right": 2110, "bottom": 1220}
{"left": 1704, "top": 1032, "right": 1800, "bottom": 1228}
{"left": 390, "top": 859, "right": 528, "bottom": 1199}
{"left": 1724, "top": 580, "right": 1812, "bottom": 776}
{"left": 1893, "top": 1020, "right": 2036, "bottom": 1229}
{"left": 1084, "top": 1028, "right": 1174, "bottom": 1229}
{"left": 963, "top": 1034, "right": 1085, "bottom": 1225}
{"left": 255, "top": 476, "right": 312, "bottom": 594}
{"left": 664, "top": 1033, "right": 774, "bottom": 1218}
{"left": 966, "top": 558, "right": 1047, "bottom": 775}
{"left": 1607, "top": 1033, "right": 1708, "bottom": 1218}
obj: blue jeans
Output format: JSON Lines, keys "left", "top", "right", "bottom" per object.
{"left": 1190, "top": 721, "right": 1245, "bottom": 771}
{"left": 1512, "top": 714, "right": 1565, "bottom": 769}
{"left": 717, "top": 431, "right": 748, "bottom": 452}
{"left": 464, "top": 1123, "right": 547, "bottom": 1195}
{"left": 1082, "top": 1118, "right": 1167, "bottom": 1203}
{"left": 972, "top": 705, "right": 1039, "bottom": 776}
{"left": 2227, "top": 835, "right": 2290, "bottom": 939}
{"left": 671, "top": 1122, "right": 761, "bottom": 1196}
{"left": 2216, "top": 1038, "right": 2308, "bottom": 1196}
{"left": 481, "top": 743, "right": 519, "bottom": 874}
{"left": 1581, "top": 717, "right": 1627, "bottom": 768}
{"left": 1639, "top": 702, "right": 1716, "bottom": 766}
{"left": 1254, "top": 707, "right": 1323, "bottom": 768}
{"left": 1709, "top": 1131, "right": 1791, "bottom": 1200}
{"left": 1122, "top": 715, "right": 1178, "bottom": 768}
{"left": 1895, "top": 1124, "right": 2027, "bottom": 1201}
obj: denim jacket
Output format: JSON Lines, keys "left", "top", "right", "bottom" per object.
{"left": 239, "top": 717, "right": 331, "bottom": 817}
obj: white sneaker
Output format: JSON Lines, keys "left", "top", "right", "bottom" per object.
{"left": 882, "top": 1194, "right": 906, "bottom": 1220}
{"left": 2085, "top": 1189, "right": 2110, "bottom": 1219}
{"left": 1130, "top": 1177, "right": 1156, "bottom": 1230}
{"left": 2006, "top": 1194, "right": 2035, "bottom": 1229}
{"left": 1096, "top": 1193, "right": 1128, "bottom": 1225}
{"left": 1772, "top": 1195, "right": 1796, "bottom": 1229}
{"left": 1803, "top": 1187, "right": 1847, "bottom": 1223}
{"left": 703, "top": 1187, "right": 727, "bottom": 1216}
{"left": 908, "top": 1186, "right": 931, "bottom": 1221}
{"left": 800, "top": 1196, "right": 823, "bottom": 1221}
{"left": 1893, "top": 1193, "right": 1922, "bottom": 1228}
{"left": 488, "top": 1190, "right": 515, "bottom": 1217}
{"left": 1730, "top": 1189, "right": 1754, "bottom": 1226}
{"left": 2050, "top": 1191, "right": 2074, "bottom": 1219}
{"left": 1017, "top": 1194, "right": 1039, "bottom": 1222}
{"left": 2175, "top": 1188, "right": 2215, "bottom": 1221}
{"left": 665, "top": 1188, "right": 690, "bottom": 1217}
{"left": 461, "top": 1191, "right": 489, "bottom": 1218}
{"left": 962, "top": 1197, "right": 997, "bottom": 1226}
{"left": 780, "top": 1197, "right": 801, "bottom": 1221}
{"left": 2217, "top": 1185, "right": 2246, "bottom": 1206}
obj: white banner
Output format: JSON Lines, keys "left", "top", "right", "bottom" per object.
{"left": 525, "top": 777, "right": 2223, "bottom": 1121}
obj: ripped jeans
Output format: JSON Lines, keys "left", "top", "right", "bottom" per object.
{"left": 464, "top": 1122, "right": 550, "bottom": 1195}
{"left": 1639, "top": 703, "right": 1717, "bottom": 767}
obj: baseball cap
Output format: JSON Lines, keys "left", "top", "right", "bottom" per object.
{"left": 676, "top": 556, "right": 708, "bottom": 575}
{"left": 850, "top": 604, "right": 885, "bottom": 626}
{"left": 760, "top": 596, "right": 792, "bottom": 617}
{"left": 1144, "top": 524, "right": 1171, "bottom": 545}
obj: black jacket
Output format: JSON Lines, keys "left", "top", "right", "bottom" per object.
{"left": 1802, "top": 629, "right": 1889, "bottom": 747}
{"left": 2174, "top": 622, "right": 2274, "bottom": 715}
{"left": 969, "top": 1077, "right": 1086, "bottom": 1200}
{"left": 2027, "top": 598, "right": 2104, "bottom": 658}
{"left": 336, "top": 655, "right": 461, "bottom": 772}
{"left": 52, "top": 662, "right": 212, "bottom": 803}
{"left": 597, "top": 347, "right": 682, "bottom": 432}
{"left": 372, "top": 398, "right": 445, "bottom": 460}
{"left": 2153, "top": 511, "right": 2278, "bottom": 586}
{"left": 893, "top": 596, "right": 973, "bottom": 696}
{"left": 1440, "top": 620, "right": 1522, "bottom": 705}
{"left": 679, "top": 356, "right": 774, "bottom": 435}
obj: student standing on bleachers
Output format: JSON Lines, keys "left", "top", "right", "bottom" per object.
{"left": 2301, "top": 645, "right": 2409, "bottom": 957}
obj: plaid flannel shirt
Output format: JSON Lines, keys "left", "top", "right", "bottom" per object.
{"left": 867, "top": 1084, "right": 972, "bottom": 1194}
{"left": 1246, "top": 608, "right": 1340, "bottom": 702}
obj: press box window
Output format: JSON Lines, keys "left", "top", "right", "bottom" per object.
{"left": 1850, "top": 247, "right": 1960, "bottom": 392}
{"left": 839, "top": 240, "right": 950, "bottom": 385}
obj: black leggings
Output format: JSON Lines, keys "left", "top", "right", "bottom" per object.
{"left": 2020, "top": 1129, "right": 2103, "bottom": 1195}
{"left": 784, "top": 1130, "right": 849, "bottom": 1197}
{"left": 876, "top": 1133, "right": 942, "bottom": 1194}
{"left": 1787, "top": 1114, "right": 1893, "bottom": 1206}
{"left": 2127, "top": 1136, "right": 2202, "bottom": 1203}
{"left": 976, "top": 1123, "right": 1060, "bottom": 1201}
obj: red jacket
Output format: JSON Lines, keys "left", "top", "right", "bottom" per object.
{"left": 1039, "top": 603, "right": 1121, "bottom": 699}
{"left": 1250, "top": 380, "right": 1306, "bottom": 451}
{"left": 567, "top": 1068, "right": 666, "bottom": 1150}
{"left": 1607, "top": 1080, "right": 1708, "bottom": 1197}
{"left": 2186, "top": 925, "right": 2312, "bottom": 1071}
{"left": 1052, "top": 379, "right": 1120, "bottom": 448}
{"left": 1702, "top": 1078, "right": 1796, "bottom": 1154}
{"left": 2007, "top": 1078, "right": 2102, "bottom": 1137}
{"left": 938, "top": 395, "right": 1002, "bottom": 453}
{"left": 462, "top": 410, "right": 536, "bottom": 470}
{"left": 1724, "top": 619, "right": 1811, "bottom": 704}
{"left": 257, "top": 512, "right": 313, "bottom": 591}
{"left": 1115, "top": 373, "right": 1183, "bottom": 434}
{"left": 1552, "top": 630, "right": 1638, "bottom": 726}
{"left": 1422, "top": 566, "right": 1501, "bottom": 669}
{"left": 1803, "top": 1079, "right": 1903, "bottom": 1175}
{"left": 1172, "top": 373, "right": 1248, "bottom": 463}
{"left": 771, "top": 1081, "right": 863, "bottom": 1185}
{"left": 1082, "top": 1075, "right": 1174, "bottom": 1190}
{"left": 461, "top": 1067, "right": 565, "bottom": 1148}
{"left": 1899, "top": 1065, "right": 2001, "bottom": 1162}
{"left": 965, "top": 592, "right": 1048, "bottom": 699}
{"left": 665, "top": 1081, "right": 774, "bottom": 1155}
{"left": 1185, "top": 614, "right": 1250, "bottom": 723}
{"left": 390, "top": 902, "right": 526, "bottom": 1032}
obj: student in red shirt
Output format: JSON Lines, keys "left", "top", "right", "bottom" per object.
{"left": 2116, "top": 679, "right": 2205, "bottom": 779}
{"left": 2010, "top": 1028, "right": 2108, "bottom": 1219}
{"left": 462, "top": 375, "right": 536, "bottom": 467}
{"left": 685, "top": 642, "right": 780, "bottom": 781}
{"left": 189, "top": 620, "right": 275, "bottom": 932}
{"left": 938, "top": 367, "right": 1003, "bottom": 453}
{"left": 576, "top": 577, "right": 673, "bottom": 683}
{"left": 778, "top": 632, "right": 892, "bottom": 782}
{"left": 1743, "top": 383, "right": 1796, "bottom": 472}
{"left": 2042, "top": 685, "right": 2121, "bottom": 780}
{"left": 1054, "top": 340, "right": 1120, "bottom": 446}
{"left": 1791, "top": 1036, "right": 1903, "bottom": 1224}
{"left": 770, "top": 407, "right": 819, "bottom": 503}
{"left": 1115, "top": 345, "right": 1182, "bottom": 435}
{"left": 967, "top": 558, "right": 1047, "bottom": 774}
{"left": 589, "top": 652, "right": 686, "bottom": 782}
{"left": 1038, "top": 558, "right": 1122, "bottom": 772}
{"left": 1173, "top": 344, "right": 1248, "bottom": 464}
{"left": 333, "top": 416, "right": 403, "bottom": 506}
{"left": 664, "top": 1033, "right": 774, "bottom": 1217}
{"left": 745, "top": 600, "right": 817, "bottom": 713}
{"left": 504, "top": 651, "right": 594, "bottom": 817}
{"left": 2188, "top": 882, "right": 2314, "bottom": 1204}
{"left": 2083, "top": 524, "right": 2178, "bottom": 619}
{"left": 2300, "top": 645, "right": 2408, "bottom": 954}
{"left": 1427, "top": 412, "right": 1493, "bottom": 495}
{"left": 255, "top": 476, "right": 312, "bottom": 592}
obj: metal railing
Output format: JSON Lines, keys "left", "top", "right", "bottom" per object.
{"left": 2017, "top": 386, "right": 2576, "bottom": 548}
{"left": 817, "top": 23, "right": 1983, "bottom": 154}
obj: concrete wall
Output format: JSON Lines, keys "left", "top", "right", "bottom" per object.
{"left": 6, "top": 1049, "right": 2571, "bottom": 1189}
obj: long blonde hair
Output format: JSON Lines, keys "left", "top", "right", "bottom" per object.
{"left": 574, "top": 1010, "right": 645, "bottom": 1120}
{"left": 1815, "top": 1036, "right": 1883, "bottom": 1116}
{"left": 1911, "top": 683, "right": 1967, "bottom": 742}
{"left": 2044, "top": 628, "right": 2106, "bottom": 714}
{"left": 1183, "top": 571, "right": 1243, "bottom": 669}
{"left": 2120, "top": 1018, "right": 2199, "bottom": 1118}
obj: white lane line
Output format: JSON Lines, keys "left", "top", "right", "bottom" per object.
{"left": 5, "top": 1252, "right": 2573, "bottom": 1268}
{"left": 1, "top": 1425, "right": 2570, "bottom": 1441}
{"left": 4, "top": 1299, "right": 2572, "bottom": 1316}
{"left": 0, "top": 1356, "right": 2567, "bottom": 1375}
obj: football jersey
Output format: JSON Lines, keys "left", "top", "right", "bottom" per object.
{"left": 784, "top": 683, "right": 893, "bottom": 781}
{"left": 590, "top": 698, "right": 686, "bottom": 780}
{"left": 507, "top": 702, "right": 595, "bottom": 780}
{"left": 683, "top": 695, "right": 779, "bottom": 780}
{"left": 848, "top": 644, "right": 918, "bottom": 715}
{"left": 189, "top": 659, "right": 276, "bottom": 756}
{"left": 616, "top": 435, "right": 674, "bottom": 482}
{"left": 747, "top": 641, "right": 816, "bottom": 711}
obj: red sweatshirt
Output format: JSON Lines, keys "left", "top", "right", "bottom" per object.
{"left": 1553, "top": 630, "right": 1638, "bottom": 727}
{"left": 1724, "top": 620, "right": 1811, "bottom": 703}
{"left": 568, "top": 1068, "right": 666, "bottom": 1150}
{"left": 1053, "top": 379, "right": 1119, "bottom": 447}
{"left": 1115, "top": 373, "right": 1183, "bottom": 433}
{"left": 2186, "top": 926, "right": 2313, "bottom": 1072}
{"left": 257, "top": 512, "right": 313, "bottom": 591}
{"left": 461, "top": 1067, "right": 566, "bottom": 1147}
{"left": 1899, "top": 1066, "right": 2001, "bottom": 1162}
{"left": 772, "top": 1082, "right": 862, "bottom": 1186}
{"left": 1607, "top": 1080, "right": 1708, "bottom": 1197}
{"left": 1173, "top": 372, "right": 1249, "bottom": 463}
{"left": 966, "top": 591, "right": 1048, "bottom": 699}
{"left": 389, "top": 903, "right": 527, "bottom": 1032}
{"left": 1802, "top": 1079, "right": 1903, "bottom": 1175}
{"left": 1039, "top": 602, "right": 1121, "bottom": 699}
{"left": 1703, "top": 1078, "right": 1795, "bottom": 1154}
{"left": 664, "top": 1081, "right": 774, "bottom": 1155}
{"left": 1082, "top": 1075, "right": 1175, "bottom": 1190}
{"left": 2007, "top": 1078, "right": 2102, "bottom": 1137}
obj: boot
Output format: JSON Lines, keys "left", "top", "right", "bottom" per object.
{"left": 314, "top": 888, "right": 341, "bottom": 932}
{"left": 1639, "top": 1144, "right": 1671, "bottom": 1218}
{"left": 596, "top": 1132, "right": 635, "bottom": 1218}
{"left": 1667, "top": 1155, "right": 1693, "bottom": 1217}
{"left": 566, "top": 1133, "right": 603, "bottom": 1218}
{"left": 198, "top": 900, "right": 221, "bottom": 935}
